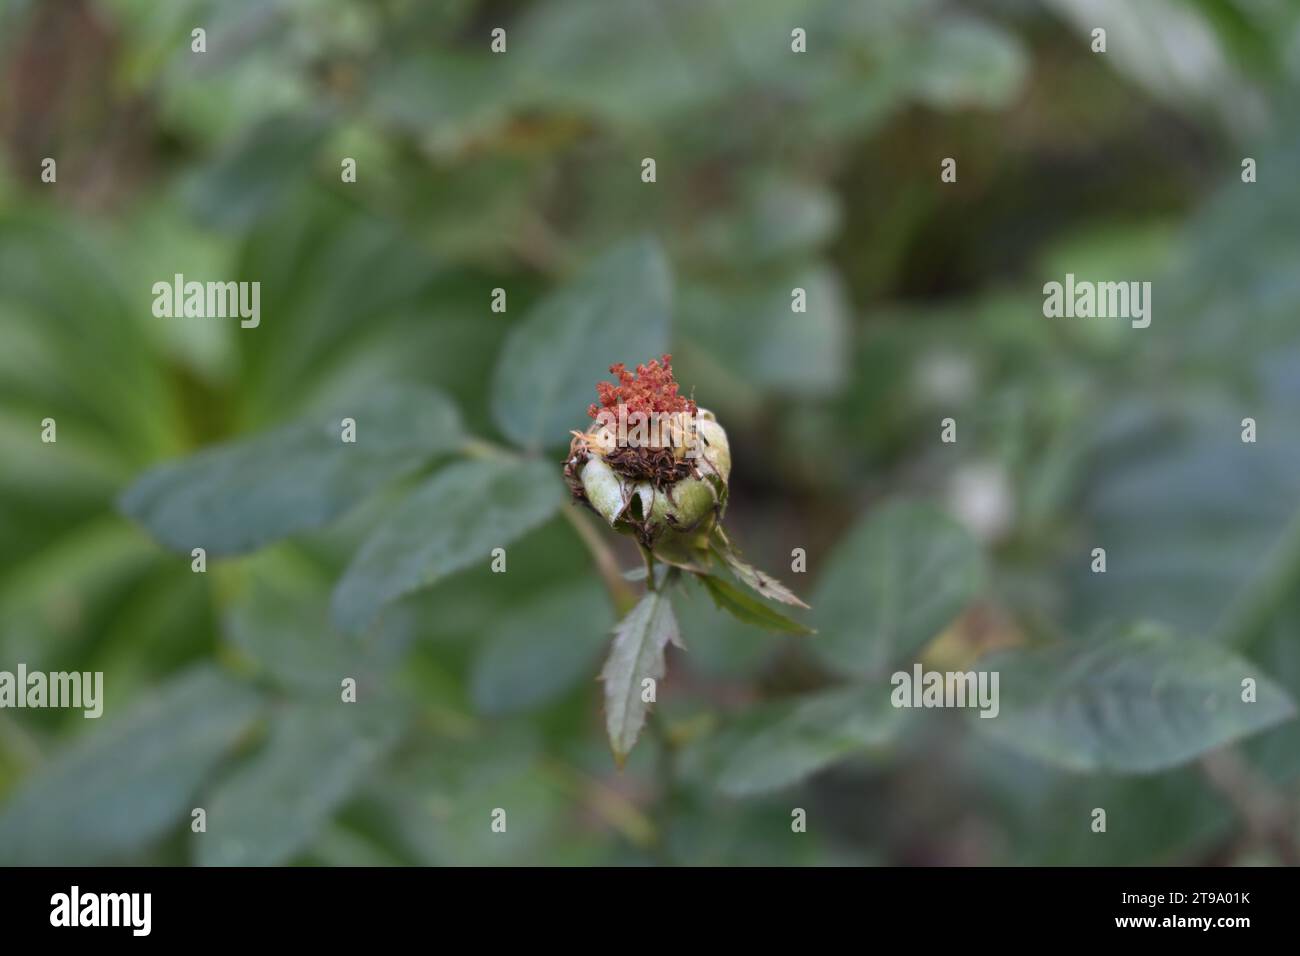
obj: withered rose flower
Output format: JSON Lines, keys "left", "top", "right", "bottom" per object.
{"left": 565, "top": 355, "right": 730, "bottom": 564}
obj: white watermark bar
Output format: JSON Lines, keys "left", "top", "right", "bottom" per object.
{"left": 0, "top": 664, "right": 103, "bottom": 718}
{"left": 1042, "top": 273, "right": 1152, "bottom": 328}
{"left": 151, "top": 274, "right": 261, "bottom": 328}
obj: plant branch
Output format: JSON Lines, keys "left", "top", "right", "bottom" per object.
{"left": 562, "top": 505, "right": 638, "bottom": 615}
{"left": 645, "top": 710, "right": 679, "bottom": 865}
{"left": 1199, "top": 748, "right": 1299, "bottom": 865}
{"left": 639, "top": 544, "right": 658, "bottom": 592}
{"left": 458, "top": 433, "right": 639, "bottom": 614}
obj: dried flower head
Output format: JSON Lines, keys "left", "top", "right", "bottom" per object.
{"left": 566, "top": 355, "right": 810, "bottom": 767}
{"left": 566, "top": 355, "right": 729, "bottom": 561}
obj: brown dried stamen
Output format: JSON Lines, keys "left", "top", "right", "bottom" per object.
{"left": 605, "top": 444, "right": 694, "bottom": 490}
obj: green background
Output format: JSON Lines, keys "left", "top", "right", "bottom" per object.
{"left": 1, "top": 0, "right": 1299, "bottom": 866}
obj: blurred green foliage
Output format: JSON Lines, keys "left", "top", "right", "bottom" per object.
{"left": 2, "top": 0, "right": 1300, "bottom": 865}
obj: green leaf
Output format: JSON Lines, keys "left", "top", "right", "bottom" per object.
{"left": 680, "top": 177, "right": 841, "bottom": 268}
{"left": 0, "top": 518, "right": 160, "bottom": 664}
{"left": 1240, "top": 587, "right": 1300, "bottom": 784}
{"left": 120, "top": 383, "right": 463, "bottom": 557}
{"left": 471, "top": 581, "right": 613, "bottom": 716}
{"left": 197, "top": 702, "right": 404, "bottom": 866}
{"left": 717, "top": 686, "right": 903, "bottom": 796}
{"left": 710, "top": 528, "right": 809, "bottom": 608}
{"left": 222, "top": 571, "right": 410, "bottom": 694}
{"left": 1041, "top": 0, "right": 1247, "bottom": 122}
{"left": 510, "top": 1, "right": 729, "bottom": 124}
{"left": 907, "top": 16, "right": 1028, "bottom": 109}
{"left": 697, "top": 573, "right": 814, "bottom": 636}
{"left": 812, "top": 502, "right": 985, "bottom": 677}
{"left": 233, "top": 197, "right": 442, "bottom": 415}
{"left": 181, "top": 113, "right": 329, "bottom": 231}
{"left": 601, "top": 590, "right": 680, "bottom": 765}
{"left": 490, "top": 237, "right": 671, "bottom": 449}
{"left": 979, "top": 624, "right": 1297, "bottom": 773}
{"left": 680, "top": 265, "right": 850, "bottom": 396}
{"left": 958, "top": 737, "right": 1234, "bottom": 865}
{"left": 369, "top": 52, "right": 519, "bottom": 141}
{"left": 671, "top": 576, "right": 779, "bottom": 680}
{"left": 0, "top": 666, "right": 263, "bottom": 865}
{"left": 330, "top": 457, "right": 564, "bottom": 634}
{"left": 366, "top": 730, "right": 567, "bottom": 865}
{"left": 1068, "top": 394, "right": 1300, "bottom": 639}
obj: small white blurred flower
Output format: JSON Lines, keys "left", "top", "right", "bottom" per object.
{"left": 914, "top": 352, "right": 977, "bottom": 407}
{"left": 946, "top": 462, "right": 1014, "bottom": 543}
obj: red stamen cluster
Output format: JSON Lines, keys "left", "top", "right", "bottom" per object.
{"left": 587, "top": 354, "right": 697, "bottom": 419}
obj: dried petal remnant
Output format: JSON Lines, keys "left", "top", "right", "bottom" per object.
{"left": 605, "top": 445, "right": 693, "bottom": 488}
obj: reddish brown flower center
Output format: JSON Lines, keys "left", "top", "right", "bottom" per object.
{"left": 587, "top": 353, "right": 697, "bottom": 420}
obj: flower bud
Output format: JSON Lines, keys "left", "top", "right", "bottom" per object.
{"left": 565, "top": 355, "right": 730, "bottom": 560}
{"left": 572, "top": 412, "right": 729, "bottom": 547}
